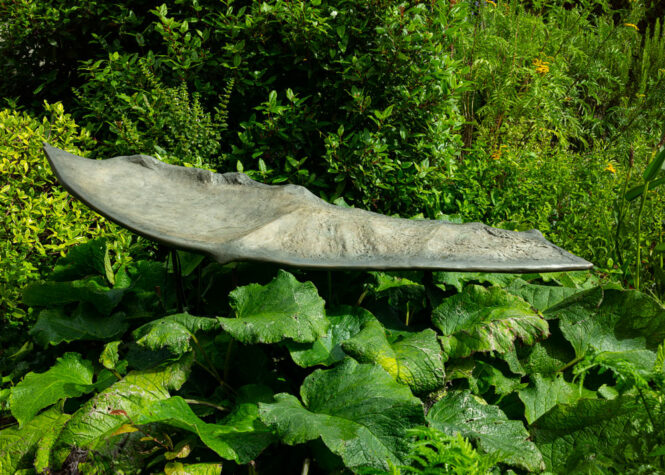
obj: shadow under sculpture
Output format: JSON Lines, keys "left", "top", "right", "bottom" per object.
{"left": 43, "top": 144, "right": 592, "bottom": 273}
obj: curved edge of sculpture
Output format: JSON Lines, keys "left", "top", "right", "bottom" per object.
{"left": 43, "top": 143, "right": 593, "bottom": 273}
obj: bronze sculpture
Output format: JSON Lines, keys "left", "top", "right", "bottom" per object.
{"left": 43, "top": 144, "right": 592, "bottom": 272}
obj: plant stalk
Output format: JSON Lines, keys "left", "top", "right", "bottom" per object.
{"left": 636, "top": 180, "right": 650, "bottom": 290}
{"left": 184, "top": 398, "right": 228, "bottom": 413}
{"left": 301, "top": 458, "right": 311, "bottom": 475}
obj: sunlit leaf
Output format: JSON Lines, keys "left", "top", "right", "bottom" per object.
{"left": 51, "top": 355, "right": 192, "bottom": 468}
{"left": 642, "top": 146, "right": 665, "bottom": 181}
{"left": 505, "top": 278, "right": 582, "bottom": 312}
{"left": 134, "top": 313, "right": 218, "bottom": 355}
{"left": 433, "top": 272, "right": 518, "bottom": 293}
{"left": 219, "top": 270, "right": 328, "bottom": 344}
{"left": 342, "top": 320, "right": 445, "bottom": 394}
{"left": 136, "top": 393, "right": 273, "bottom": 464}
{"left": 433, "top": 285, "right": 548, "bottom": 358}
{"left": 9, "top": 352, "right": 95, "bottom": 426}
{"left": 259, "top": 359, "right": 424, "bottom": 470}
{"left": 164, "top": 462, "right": 223, "bottom": 475}
{"left": 0, "top": 408, "right": 70, "bottom": 474}
{"left": 518, "top": 374, "right": 594, "bottom": 424}
{"left": 427, "top": 391, "right": 544, "bottom": 471}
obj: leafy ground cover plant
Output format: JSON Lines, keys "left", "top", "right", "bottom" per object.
{"left": 1, "top": 239, "right": 663, "bottom": 473}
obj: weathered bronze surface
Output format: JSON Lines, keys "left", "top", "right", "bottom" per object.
{"left": 43, "top": 144, "right": 592, "bottom": 272}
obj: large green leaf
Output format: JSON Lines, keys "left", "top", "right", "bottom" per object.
{"left": 530, "top": 397, "right": 643, "bottom": 472}
{"left": 505, "top": 278, "right": 582, "bottom": 312}
{"left": 9, "top": 352, "right": 95, "bottom": 427}
{"left": 538, "top": 271, "right": 600, "bottom": 289}
{"left": 518, "top": 374, "right": 594, "bottom": 424}
{"left": 218, "top": 270, "right": 328, "bottom": 344}
{"left": 29, "top": 305, "right": 128, "bottom": 346}
{"left": 23, "top": 277, "right": 125, "bottom": 314}
{"left": 33, "top": 412, "right": 72, "bottom": 473}
{"left": 286, "top": 306, "right": 375, "bottom": 367}
{"left": 342, "top": 320, "right": 445, "bottom": 394}
{"left": 52, "top": 355, "right": 192, "bottom": 468}
{"left": 259, "top": 359, "right": 425, "bottom": 470}
{"left": 427, "top": 391, "right": 544, "bottom": 471}
{"left": 545, "top": 288, "right": 665, "bottom": 375}
{"left": 432, "top": 285, "right": 548, "bottom": 358}
{"left": 133, "top": 313, "right": 219, "bottom": 355}
{"left": 50, "top": 238, "right": 111, "bottom": 282}
{"left": 0, "top": 408, "right": 70, "bottom": 474}
{"left": 136, "top": 392, "right": 273, "bottom": 464}
{"left": 433, "top": 272, "right": 518, "bottom": 293}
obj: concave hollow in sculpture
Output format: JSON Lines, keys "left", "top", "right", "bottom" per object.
{"left": 43, "top": 144, "right": 592, "bottom": 272}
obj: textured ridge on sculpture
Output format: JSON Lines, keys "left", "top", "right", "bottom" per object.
{"left": 43, "top": 144, "right": 592, "bottom": 272}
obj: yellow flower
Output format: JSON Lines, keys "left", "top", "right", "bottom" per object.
{"left": 533, "top": 58, "right": 550, "bottom": 74}
{"left": 486, "top": 0, "right": 497, "bottom": 6}
{"left": 491, "top": 145, "right": 507, "bottom": 160}
{"left": 624, "top": 23, "right": 639, "bottom": 31}
{"left": 605, "top": 163, "right": 617, "bottom": 174}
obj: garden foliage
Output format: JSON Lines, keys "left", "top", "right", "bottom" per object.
{"left": 1, "top": 241, "right": 664, "bottom": 473}
{"left": 0, "top": 103, "right": 132, "bottom": 324}
{"left": 2, "top": 0, "right": 665, "bottom": 473}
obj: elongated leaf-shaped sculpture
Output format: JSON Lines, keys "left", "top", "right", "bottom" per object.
{"left": 44, "top": 144, "right": 592, "bottom": 272}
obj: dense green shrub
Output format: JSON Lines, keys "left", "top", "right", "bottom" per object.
{"left": 0, "top": 102, "right": 131, "bottom": 324}
{"left": 62, "top": 1, "right": 468, "bottom": 216}
{"left": 208, "top": 0, "right": 468, "bottom": 216}
{"left": 4, "top": 2, "right": 665, "bottom": 473}
{"left": 2, "top": 0, "right": 468, "bottom": 215}
{"left": 0, "top": 0, "right": 158, "bottom": 109}
{"left": 75, "top": 55, "right": 227, "bottom": 167}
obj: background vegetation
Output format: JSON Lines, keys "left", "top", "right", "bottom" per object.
{"left": 1, "top": 0, "right": 665, "bottom": 473}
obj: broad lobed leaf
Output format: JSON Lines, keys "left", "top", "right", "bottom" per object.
{"left": 530, "top": 396, "right": 645, "bottom": 472}
{"left": 0, "top": 408, "right": 70, "bottom": 474}
{"left": 134, "top": 312, "right": 218, "bottom": 355}
{"left": 51, "top": 355, "right": 192, "bottom": 468}
{"left": 546, "top": 287, "right": 665, "bottom": 375}
{"left": 30, "top": 305, "right": 128, "bottom": 346}
{"left": 259, "top": 359, "right": 425, "bottom": 470}
{"left": 9, "top": 352, "right": 95, "bottom": 427}
{"left": 135, "top": 394, "right": 273, "bottom": 464}
{"left": 427, "top": 390, "right": 544, "bottom": 472}
{"left": 219, "top": 270, "right": 329, "bottom": 344}
{"left": 286, "top": 305, "right": 375, "bottom": 367}
{"left": 342, "top": 320, "right": 445, "bottom": 394}
{"left": 433, "top": 285, "right": 549, "bottom": 358}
